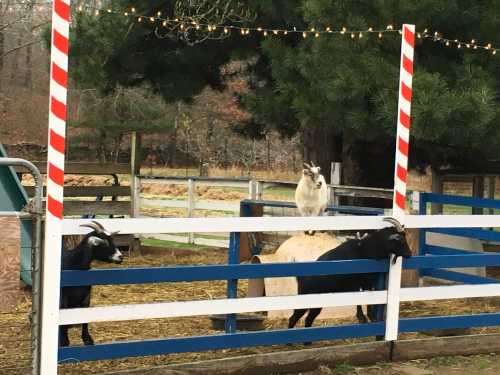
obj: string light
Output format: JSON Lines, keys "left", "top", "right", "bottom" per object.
{"left": 69, "top": 3, "right": 499, "bottom": 56}
{"left": 421, "top": 31, "right": 499, "bottom": 56}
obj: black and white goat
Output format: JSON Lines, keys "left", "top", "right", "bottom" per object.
{"left": 295, "top": 162, "right": 328, "bottom": 235}
{"left": 288, "top": 217, "right": 411, "bottom": 332}
{"left": 59, "top": 221, "right": 123, "bottom": 347}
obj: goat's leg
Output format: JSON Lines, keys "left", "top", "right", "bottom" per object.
{"left": 303, "top": 308, "right": 322, "bottom": 345}
{"left": 59, "top": 325, "right": 70, "bottom": 347}
{"left": 288, "top": 309, "right": 308, "bottom": 329}
{"left": 356, "top": 305, "right": 368, "bottom": 323}
{"left": 81, "top": 323, "right": 94, "bottom": 345}
{"left": 304, "top": 308, "right": 322, "bottom": 328}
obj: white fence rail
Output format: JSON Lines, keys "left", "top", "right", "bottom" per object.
{"left": 63, "top": 214, "right": 500, "bottom": 235}
{"left": 59, "top": 283, "right": 500, "bottom": 325}
{"left": 137, "top": 176, "right": 395, "bottom": 246}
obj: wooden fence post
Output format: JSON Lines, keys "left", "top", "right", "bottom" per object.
{"left": 187, "top": 179, "right": 195, "bottom": 244}
{"left": 330, "top": 162, "right": 342, "bottom": 206}
{"left": 431, "top": 169, "right": 443, "bottom": 214}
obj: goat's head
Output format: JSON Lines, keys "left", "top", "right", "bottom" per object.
{"left": 303, "top": 161, "right": 323, "bottom": 189}
{"left": 80, "top": 221, "right": 123, "bottom": 264}
{"left": 362, "top": 218, "right": 412, "bottom": 261}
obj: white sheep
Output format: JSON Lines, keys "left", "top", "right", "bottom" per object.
{"left": 295, "top": 162, "right": 328, "bottom": 235}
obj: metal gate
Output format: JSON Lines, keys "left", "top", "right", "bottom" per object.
{"left": 0, "top": 157, "right": 43, "bottom": 375}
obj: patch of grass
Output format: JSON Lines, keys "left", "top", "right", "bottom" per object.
{"left": 333, "top": 363, "right": 356, "bottom": 374}
{"left": 140, "top": 237, "right": 211, "bottom": 250}
{"left": 474, "top": 357, "right": 492, "bottom": 370}
{"left": 429, "top": 356, "right": 461, "bottom": 367}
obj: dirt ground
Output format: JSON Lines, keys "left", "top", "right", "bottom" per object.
{"left": 1, "top": 245, "right": 499, "bottom": 375}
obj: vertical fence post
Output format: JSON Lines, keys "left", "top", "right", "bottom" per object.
{"left": 256, "top": 181, "right": 263, "bottom": 200}
{"left": 40, "top": 0, "right": 71, "bottom": 373}
{"left": 187, "top": 178, "right": 195, "bottom": 244}
{"left": 418, "top": 192, "right": 428, "bottom": 286}
{"left": 132, "top": 176, "right": 141, "bottom": 218}
{"left": 225, "top": 232, "right": 240, "bottom": 333}
{"left": 329, "top": 162, "right": 341, "bottom": 207}
{"left": 248, "top": 180, "right": 257, "bottom": 200}
{"left": 385, "top": 23, "right": 415, "bottom": 342}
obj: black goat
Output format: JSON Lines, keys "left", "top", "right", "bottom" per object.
{"left": 288, "top": 217, "right": 411, "bottom": 332}
{"left": 60, "top": 221, "right": 123, "bottom": 347}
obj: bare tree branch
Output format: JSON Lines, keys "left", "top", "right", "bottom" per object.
{"left": 1, "top": 38, "right": 41, "bottom": 58}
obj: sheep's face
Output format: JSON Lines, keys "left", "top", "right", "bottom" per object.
{"left": 87, "top": 233, "right": 123, "bottom": 264}
{"left": 303, "top": 165, "right": 323, "bottom": 189}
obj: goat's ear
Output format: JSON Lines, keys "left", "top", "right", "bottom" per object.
{"left": 88, "top": 236, "right": 107, "bottom": 247}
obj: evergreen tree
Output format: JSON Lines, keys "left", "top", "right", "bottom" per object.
{"left": 66, "top": 1, "right": 500, "bottom": 187}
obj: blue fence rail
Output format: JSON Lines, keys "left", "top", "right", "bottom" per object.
{"left": 418, "top": 192, "right": 500, "bottom": 285}
{"left": 58, "top": 253, "right": 500, "bottom": 363}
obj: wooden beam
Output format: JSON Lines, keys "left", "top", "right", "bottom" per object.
{"left": 431, "top": 169, "right": 443, "bottom": 214}
{"left": 393, "top": 333, "right": 500, "bottom": 361}
{"left": 100, "top": 341, "right": 390, "bottom": 375}
{"left": 43, "top": 201, "right": 131, "bottom": 216}
{"left": 472, "top": 176, "right": 485, "bottom": 215}
{"left": 25, "top": 186, "right": 130, "bottom": 197}
{"left": 97, "top": 334, "right": 500, "bottom": 375}
{"left": 13, "top": 162, "right": 130, "bottom": 175}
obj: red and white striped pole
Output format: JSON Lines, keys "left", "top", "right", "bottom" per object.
{"left": 392, "top": 24, "right": 415, "bottom": 221}
{"left": 385, "top": 24, "right": 415, "bottom": 341}
{"left": 40, "top": 0, "right": 71, "bottom": 373}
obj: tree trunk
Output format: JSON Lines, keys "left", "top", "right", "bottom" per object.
{"left": 24, "top": 4, "right": 33, "bottom": 89}
{"left": 341, "top": 128, "right": 362, "bottom": 187}
{"left": 0, "top": 29, "right": 4, "bottom": 92}
{"left": 301, "top": 124, "right": 339, "bottom": 182}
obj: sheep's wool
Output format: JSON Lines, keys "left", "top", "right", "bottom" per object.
{"left": 247, "top": 233, "right": 356, "bottom": 319}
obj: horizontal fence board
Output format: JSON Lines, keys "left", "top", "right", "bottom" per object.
{"left": 60, "top": 259, "right": 390, "bottom": 286}
{"left": 428, "top": 228, "right": 500, "bottom": 241}
{"left": 422, "top": 193, "right": 500, "bottom": 209}
{"left": 58, "top": 290, "right": 388, "bottom": 325}
{"left": 399, "top": 283, "right": 500, "bottom": 302}
{"left": 60, "top": 254, "right": 500, "bottom": 287}
{"left": 24, "top": 185, "right": 130, "bottom": 197}
{"left": 61, "top": 215, "right": 500, "bottom": 235}
{"left": 142, "top": 198, "right": 240, "bottom": 212}
{"left": 58, "top": 313, "right": 500, "bottom": 363}
{"left": 420, "top": 269, "right": 499, "bottom": 284}
{"left": 424, "top": 245, "right": 483, "bottom": 256}
{"left": 399, "top": 313, "right": 500, "bottom": 333}
{"left": 51, "top": 201, "right": 131, "bottom": 216}
{"left": 139, "top": 176, "right": 250, "bottom": 188}
{"left": 14, "top": 162, "right": 130, "bottom": 175}
{"left": 58, "top": 322, "right": 386, "bottom": 363}
{"left": 241, "top": 200, "right": 384, "bottom": 215}
{"left": 404, "top": 254, "right": 500, "bottom": 269}
{"left": 59, "top": 284, "right": 500, "bottom": 325}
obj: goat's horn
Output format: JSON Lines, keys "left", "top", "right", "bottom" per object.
{"left": 303, "top": 162, "right": 312, "bottom": 169}
{"left": 383, "top": 217, "right": 404, "bottom": 232}
{"left": 79, "top": 222, "right": 102, "bottom": 233}
{"left": 310, "top": 161, "right": 316, "bottom": 167}
{"left": 91, "top": 220, "right": 105, "bottom": 229}
{"left": 110, "top": 230, "right": 120, "bottom": 236}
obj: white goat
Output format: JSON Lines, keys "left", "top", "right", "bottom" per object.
{"left": 295, "top": 162, "right": 328, "bottom": 235}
